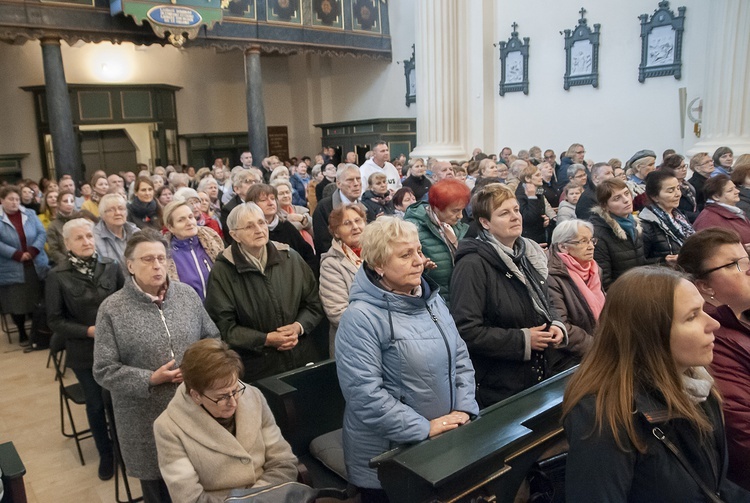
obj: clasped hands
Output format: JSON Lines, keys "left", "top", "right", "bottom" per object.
{"left": 265, "top": 323, "right": 302, "bottom": 351}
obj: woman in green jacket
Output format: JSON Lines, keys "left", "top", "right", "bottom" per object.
{"left": 405, "top": 179, "right": 470, "bottom": 306}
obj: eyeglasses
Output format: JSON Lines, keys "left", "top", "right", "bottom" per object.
{"left": 700, "top": 256, "right": 750, "bottom": 277}
{"left": 104, "top": 206, "right": 127, "bottom": 214}
{"left": 340, "top": 217, "right": 364, "bottom": 228}
{"left": 201, "top": 382, "right": 246, "bottom": 406}
{"left": 234, "top": 221, "right": 267, "bottom": 232}
{"left": 135, "top": 255, "right": 168, "bottom": 265}
{"left": 566, "top": 237, "right": 598, "bottom": 247}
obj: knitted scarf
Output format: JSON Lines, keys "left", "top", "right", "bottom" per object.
{"left": 557, "top": 251, "right": 605, "bottom": 320}
{"left": 129, "top": 197, "right": 158, "bottom": 223}
{"left": 649, "top": 204, "right": 695, "bottom": 244}
{"left": 614, "top": 214, "right": 637, "bottom": 242}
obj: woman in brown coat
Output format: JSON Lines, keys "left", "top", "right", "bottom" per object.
{"left": 546, "top": 219, "right": 605, "bottom": 373}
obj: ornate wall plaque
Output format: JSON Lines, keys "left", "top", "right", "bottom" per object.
{"left": 563, "top": 7, "right": 600, "bottom": 90}
{"left": 404, "top": 44, "right": 415, "bottom": 107}
{"left": 638, "top": 0, "right": 686, "bottom": 82}
{"left": 498, "top": 23, "right": 530, "bottom": 96}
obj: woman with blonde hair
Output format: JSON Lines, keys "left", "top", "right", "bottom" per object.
{"left": 563, "top": 266, "right": 749, "bottom": 501}
{"left": 38, "top": 188, "right": 59, "bottom": 229}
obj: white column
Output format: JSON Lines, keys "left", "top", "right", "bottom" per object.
{"left": 688, "top": 0, "right": 750, "bottom": 156}
{"left": 410, "top": 0, "right": 469, "bottom": 161}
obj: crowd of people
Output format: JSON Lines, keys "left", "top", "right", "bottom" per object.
{"left": 1, "top": 141, "right": 749, "bottom": 502}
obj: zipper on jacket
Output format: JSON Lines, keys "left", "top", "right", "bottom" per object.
{"left": 189, "top": 248, "right": 207, "bottom": 298}
{"left": 156, "top": 305, "right": 176, "bottom": 360}
{"left": 426, "top": 304, "right": 454, "bottom": 409}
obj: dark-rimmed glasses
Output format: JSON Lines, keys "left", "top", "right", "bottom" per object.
{"left": 700, "top": 256, "right": 750, "bottom": 277}
{"left": 201, "top": 382, "right": 246, "bottom": 406}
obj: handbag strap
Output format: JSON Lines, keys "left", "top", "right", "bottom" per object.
{"left": 652, "top": 427, "right": 724, "bottom": 503}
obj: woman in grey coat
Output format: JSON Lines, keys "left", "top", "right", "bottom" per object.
{"left": 94, "top": 229, "right": 219, "bottom": 503}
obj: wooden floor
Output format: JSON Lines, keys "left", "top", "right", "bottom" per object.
{"left": 0, "top": 324, "right": 143, "bottom": 503}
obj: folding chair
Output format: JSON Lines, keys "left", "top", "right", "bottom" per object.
{"left": 103, "top": 389, "right": 143, "bottom": 503}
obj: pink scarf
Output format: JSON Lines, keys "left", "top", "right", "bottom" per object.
{"left": 557, "top": 252, "right": 606, "bottom": 320}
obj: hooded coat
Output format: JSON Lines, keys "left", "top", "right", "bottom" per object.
{"left": 205, "top": 241, "right": 324, "bottom": 382}
{"left": 450, "top": 235, "right": 567, "bottom": 407}
{"left": 335, "top": 267, "right": 478, "bottom": 489}
{"left": 154, "top": 383, "right": 298, "bottom": 503}
{"left": 590, "top": 207, "right": 645, "bottom": 290}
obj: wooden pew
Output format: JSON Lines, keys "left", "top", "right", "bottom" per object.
{"left": 370, "top": 368, "right": 574, "bottom": 503}
{"left": 0, "top": 441, "right": 27, "bottom": 503}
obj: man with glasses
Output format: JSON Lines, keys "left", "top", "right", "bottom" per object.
{"left": 94, "top": 193, "right": 140, "bottom": 266}
{"left": 544, "top": 149, "right": 560, "bottom": 179}
{"left": 313, "top": 164, "right": 364, "bottom": 254}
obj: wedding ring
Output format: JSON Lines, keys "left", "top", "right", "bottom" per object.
{"left": 442, "top": 421, "right": 447, "bottom": 426}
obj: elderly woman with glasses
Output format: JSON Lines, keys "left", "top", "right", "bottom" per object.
{"left": 677, "top": 228, "right": 750, "bottom": 491}
{"left": 94, "top": 194, "right": 140, "bottom": 265}
{"left": 546, "top": 219, "right": 605, "bottom": 373}
{"left": 154, "top": 339, "right": 297, "bottom": 502}
{"left": 205, "top": 202, "right": 324, "bottom": 383}
{"left": 47, "top": 218, "right": 125, "bottom": 480}
{"left": 94, "top": 230, "right": 219, "bottom": 503}
{"left": 688, "top": 152, "right": 715, "bottom": 211}
{"left": 662, "top": 154, "right": 698, "bottom": 222}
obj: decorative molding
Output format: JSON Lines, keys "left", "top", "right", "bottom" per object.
{"left": 498, "top": 22, "right": 529, "bottom": 96}
{"left": 638, "top": 0, "right": 685, "bottom": 82}
{"left": 563, "top": 7, "right": 600, "bottom": 90}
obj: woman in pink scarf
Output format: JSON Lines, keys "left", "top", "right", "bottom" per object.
{"left": 546, "top": 219, "right": 606, "bottom": 372}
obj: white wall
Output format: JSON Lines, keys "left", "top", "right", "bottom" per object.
{"left": 488, "top": 0, "right": 710, "bottom": 163}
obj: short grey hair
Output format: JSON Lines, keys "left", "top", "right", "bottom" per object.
{"left": 567, "top": 163, "right": 587, "bottom": 180}
{"left": 550, "top": 219, "right": 594, "bottom": 245}
{"left": 509, "top": 159, "right": 528, "bottom": 177}
{"left": 269, "top": 166, "right": 290, "bottom": 183}
{"left": 270, "top": 179, "right": 293, "bottom": 192}
{"left": 196, "top": 177, "right": 218, "bottom": 193}
{"left": 336, "top": 164, "right": 360, "bottom": 182}
{"left": 227, "top": 202, "right": 265, "bottom": 232}
{"left": 231, "top": 169, "right": 257, "bottom": 190}
{"left": 310, "top": 164, "right": 322, "bottom": 178}
{"left": 360, "top": 216, "right": 420, "bottom": 269}
{"left": 62, "top": 218, "right": 94, "bottom": 241}
{"left": 99, "top": 193, "right": 126, "bottom": 214}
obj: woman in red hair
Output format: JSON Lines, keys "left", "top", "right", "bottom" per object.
{"left": 404, "top": 178, "right": 470, "bottom": 306}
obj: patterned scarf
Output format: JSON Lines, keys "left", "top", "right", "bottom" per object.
{"left": 679, "top": 180, "right": 697, "bottom": 212}
{"left": 68, "top": 251, "right": 98, "bottom": 279}
{"left": 649, "top": 205, "right": 695, "bottom": 244}
{"left": 426, "top": 206, "right": 459, "bottom": 261}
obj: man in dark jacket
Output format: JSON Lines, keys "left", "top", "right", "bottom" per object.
{"left": 312, "top": 165, "right": 363, "bottom": 254}
{"left": 576, "top": 162, "right": 613, "bottom": 220}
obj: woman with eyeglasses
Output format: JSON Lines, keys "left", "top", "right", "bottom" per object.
{"left": 154, "top": 338, "right": 297, "bottom": 502}
{"left": 639, "top": 170, "right": 695, "bottom": 265}
{"left": 693, "top": 174, "right": 750, "bottom": 244}
{"left": 677, "top": 228, "right": 750, "bottom": 491}
{"left": 546, "top": 220, "right": 605, "bottom": 373}
{"left": 94, "top": 230, "right": 219, "bottom": 503}
{"left": 205, "top": 203, "right": 324, "bottom": 382}
{"left": 688, "top": 152, "right": 715, "bottom": 211}
{"left": 94, "top": 193, "right": 140, "bottom": 266}
{"left": 320, "top": 204, "right": 366, "bottom": 356}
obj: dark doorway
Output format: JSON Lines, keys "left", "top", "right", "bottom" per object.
{"left": 80, "top": 129, "right": 137, "bottom": 180}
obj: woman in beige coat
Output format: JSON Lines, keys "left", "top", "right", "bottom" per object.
{"left": 319, "top": 204, "right": 366, "bottom": 356}
{"left": 154, "top": 339, "right": 297, "bottom": 503}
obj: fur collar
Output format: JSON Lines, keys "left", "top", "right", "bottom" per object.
{"left": 591, "top": 206, "right": 642, "bottom": 241}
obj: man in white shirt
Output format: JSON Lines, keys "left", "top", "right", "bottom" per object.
{"left": 359, "top": 141, "right": 402, "bottom": 193}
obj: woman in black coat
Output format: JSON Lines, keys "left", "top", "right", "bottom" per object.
{"left": 46, "top": 218, "right": 125, "bottom": 480}
{"left": 563, "top": 267, "right": 750, "bottom": 502}
{"left": 639, "top": 170, "right": 695, "bottom": 265}
{"left": 450, "top": 184, "right": 567, "bottom": 408}
{"left": 589, "top": 178, "right": 646, "bottom": 290}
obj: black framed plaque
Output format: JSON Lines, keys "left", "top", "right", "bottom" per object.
{"left": 498, "top": 22, "right": 530, "bottom": 96}
{"left": 563, "top": 7, "right": 600, "bottom": 90}
{"left": 638, "top": 0, "right": 686, "bottom": 82}
{"left": 404, "top": 44, "right": 415, "bottom": 107}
